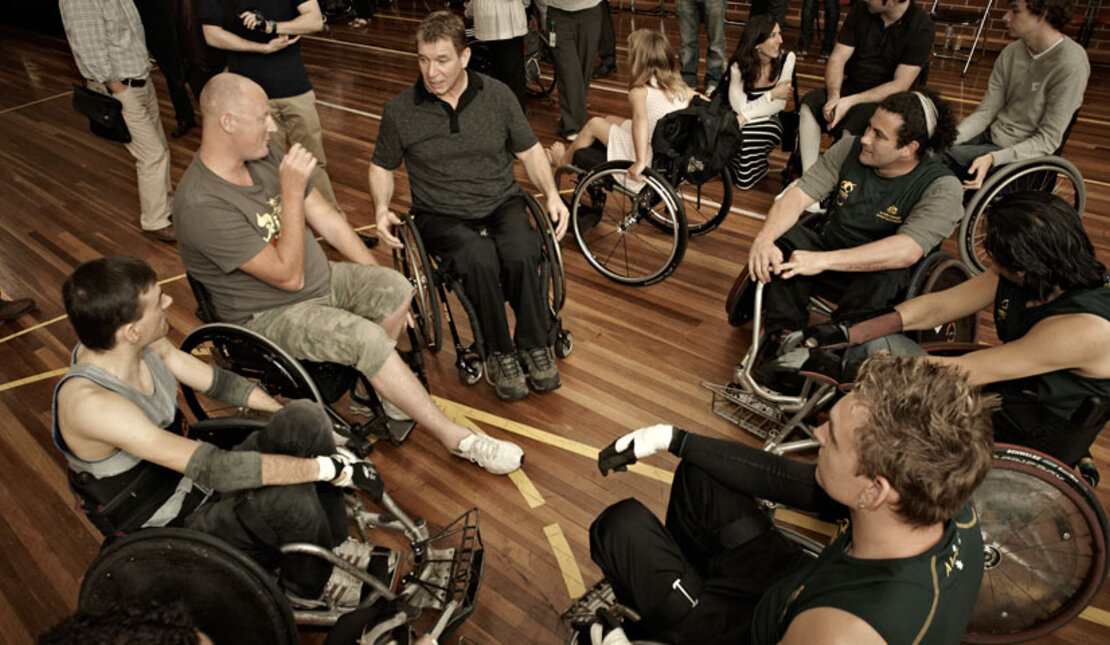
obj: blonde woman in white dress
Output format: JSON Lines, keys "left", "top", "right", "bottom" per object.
{"left": 548, "top": 29, "right": 693, "bottom": 182}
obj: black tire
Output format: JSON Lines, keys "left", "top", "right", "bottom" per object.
{"left": 904, "top": 252, "right": 979, "bottom": 344}
{"left": 525, "top": 192, "right": 566, "bottom": 314}
{"left": 179, "top": 323, "right": 329, "bottom": 422}
{"left": 393, "top": 214, "right": 443, "bottom": 352}
{"left": 670, "top": 169, "right": 733, "bottom": 237}
{"left": 966, "top": 444, "right": 1109, "bottom": 642}
{"left": 571, "top": 160, "right": 688, "bottom": 286}
{"left": 523, "top": 24, "right": 557, "bottom": 100}
{"left": 960, "top": 156, "right": 1085, "bottom": 275}
{"left": 80, "top": 528, "right": 298, "bottom": 645}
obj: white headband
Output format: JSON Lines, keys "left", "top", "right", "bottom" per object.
{"left": 913, "top": 91, "right": 937, "bottom": 139}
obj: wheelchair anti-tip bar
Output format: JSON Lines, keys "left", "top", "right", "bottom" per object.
{"left": 279, "top": 543, "right": 398, "bottom": 602}
{"left": 738, "top": 282, "right": 817, "bottom": 406}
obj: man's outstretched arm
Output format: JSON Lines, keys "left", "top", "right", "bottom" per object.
{"left": 516, "top": 142, "right": 570, "bottom": 240}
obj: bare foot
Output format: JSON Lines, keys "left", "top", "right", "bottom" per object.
{"left": 547, "top": 141, "right": 566, "bottom": 167}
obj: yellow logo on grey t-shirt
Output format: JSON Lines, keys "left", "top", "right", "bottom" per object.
{"left": 256, "top": 195, "right": 283, "bottom": 243}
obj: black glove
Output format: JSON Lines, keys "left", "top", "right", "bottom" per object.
{"left": 802, "top": 322, "right": 851, "bottom": 349}
{"left": 242, "top": 9, "right": 268, "bottom": 31}
{"left": 798, "top": 349, "right": 862, "bottom": 387}
{"left": 349, "top": 460, "right": 384, "bottom": 502}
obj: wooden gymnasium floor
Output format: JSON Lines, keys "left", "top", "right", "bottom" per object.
{"left": 1, "top": 3, "right": 1110, "bottom": 643}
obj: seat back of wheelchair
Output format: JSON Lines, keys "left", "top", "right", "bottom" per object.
{"left": 561, "top": 444, "right": 1110, "bottom": 644}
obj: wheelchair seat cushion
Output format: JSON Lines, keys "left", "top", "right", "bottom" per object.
{"left": 572, "top": 142, "right": 608, "bottom": 171}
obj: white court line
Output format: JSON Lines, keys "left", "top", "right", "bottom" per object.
{"left": 302, "top": 34, "right": 416, "bottom": 57}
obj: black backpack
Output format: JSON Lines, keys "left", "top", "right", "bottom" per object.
{"left": 651, "top": 93, "right": 741, "bottom": 185}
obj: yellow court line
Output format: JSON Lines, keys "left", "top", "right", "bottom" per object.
{"left": 544, "top": 523, "right": 587, "bottom": 599}
{"left": 443, "top": 403, "right": 546, "bottom": 508}
{"left": 0, "top": 314, "right": 68, "bottom": 345}
{"left": 0, "top": 368, "right": 67, "bottom": 393}
{"left": 0, "top": 90, "right": 73, "bottom": 117}
{"left": 1081, "top": 605, "right": 1110, "bottom": 628}
{"left": 434, "top": 396, "right": 674, "bottom": 483}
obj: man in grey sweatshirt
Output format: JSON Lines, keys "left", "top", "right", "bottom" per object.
{"left": 944, "top": 0, "right": 1089, "bottom": 189}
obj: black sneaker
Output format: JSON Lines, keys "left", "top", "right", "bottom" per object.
{"left": 486, "top": 352, "right": 528, "bottom": 401}
{"left": 519, "top": 346, "right": 562, "bottom": 392}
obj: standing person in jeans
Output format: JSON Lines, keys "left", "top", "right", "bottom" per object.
{"left": 676, "top": 0, "right": 727, "bottom": 95}
{"left": 535, "top": 0, "right": 605, "bottom": 140}
{"left": 199, "top": 0, "right": 347, "bottom": 216}
{"left": 59, "top": 0, "right": 177, "bottom": 243}
{"left": 469, "top": 0, "right": 530, "bottom": 110}
{"left": 798, "top": 0, "right": 841, "bottom": 60}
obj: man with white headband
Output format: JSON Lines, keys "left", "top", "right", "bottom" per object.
{"left": 745, "top": 90, "right": 961, "bottom": 369}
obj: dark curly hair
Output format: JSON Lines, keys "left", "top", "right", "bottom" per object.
{"left": 877, "top": 89, "right": 958, "bottom": 157}
{"left": 39, "top": 601, "right": 202, "bottom": 645}
{"left": 984, "top": 191, "right": 1106, "bottom": 302}
{"left": 1024, "top": 0, "right": 1076, "bottom": 31}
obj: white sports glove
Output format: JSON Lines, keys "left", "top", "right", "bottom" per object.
{"left": 597, "top": 424, "right": 676, "bottom": 475}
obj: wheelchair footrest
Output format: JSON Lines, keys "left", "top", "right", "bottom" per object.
{"left": 701, "top": 381, "right": 787, "bottom": 440}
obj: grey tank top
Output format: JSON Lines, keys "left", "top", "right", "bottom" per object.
{"left": 52, "top": 346, "right": 195, "bottom": 528}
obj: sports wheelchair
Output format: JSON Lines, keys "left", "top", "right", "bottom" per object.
{"left": 716, "top": 252, "right": 978, "bottom": 454}
{"left": 181, "top": 275, "right": 426, "bottom": 456}
{"left": 75, "top": 420, "right": 484, "bottom": 644}
{"left": 562, "top": 442, "right": 1110, "bottom": 643}
{"left": 554, "top": 135, "right": 735, "bottom": 287}
{"left": 389, "top": 192, "right": 573, "bottom": 386}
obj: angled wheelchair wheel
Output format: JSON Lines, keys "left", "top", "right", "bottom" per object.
{"left": 524, "top": 192, "right": 566, "bottom": 314}
{"left": 179, "top": 323, "right": 329, "bottom": 422}
{"left": 79, "top": 528, "right": 298, "bottom": 645}
{"left": 966, "top": 444, "right": 1109, "bottom": 643}
{"left": 904, "top": 251, "right": 979, "bottom": 344}
{"left": 670, "top": 169, "right": 733, "bottom": 237}
{"left": 523, "top": 24, "right": 556, "bottom": 101}
{"left": 571, "top": 160, "right": 688, "bottom": 286}
{"left": 960, "top": 156, "right": 1085, "bottom": 275}
{"left": 393, "top": 214, "right": 443, "bottom": 352}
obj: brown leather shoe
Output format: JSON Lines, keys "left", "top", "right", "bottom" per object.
{"left": 142, "top": 224, "right": 176, "bottom": 243}
{"left": 0, "top": 297, "right": 35, "bottom": 322}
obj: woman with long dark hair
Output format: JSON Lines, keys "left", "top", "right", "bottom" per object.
{"left": 722, "top": 15, "right": 795, "bottom": 190}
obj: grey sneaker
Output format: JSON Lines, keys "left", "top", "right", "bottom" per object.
{"left": 450, "top": 432, "right": 524, "bottom": 475}
{"left": 519, "top": 346, "right": 562, "bottom": 392}
{"left": 486, "top": 352, "right": 528, "bottom": 401}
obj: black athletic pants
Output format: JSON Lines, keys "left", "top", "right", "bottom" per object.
{"left": 184, "top": 401, "right": 348, "bottom": 599}
{"left": 414, "top": 196, "right": 549, "bottom": 355}
{"left": 134, "top": 0, "right": 196, "bottom": 125}
{"left": 590, "top": 436, "right": 843, "bottom": 644}
{"left": 762, "top": 224, "right": 914, "bottom": 334}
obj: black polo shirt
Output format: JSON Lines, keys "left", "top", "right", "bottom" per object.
{"left": 838, "top": 0, "right": 933, "bottom": 96}
{"left": 373, "top": 71, "right": 538, "bottom": 220}
{"left": 199, "top": 0, "right": 311, "bottom": 99}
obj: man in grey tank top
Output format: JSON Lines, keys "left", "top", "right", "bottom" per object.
{"left": 55, "top": 256, "right": 398, "bottom": 604}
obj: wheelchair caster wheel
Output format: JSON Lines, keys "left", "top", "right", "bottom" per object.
{"left": 459, "top": 357, "right": 483, "bottom": 386}
{"left": 555, "top": 331, "right": 573, "bottom": 358}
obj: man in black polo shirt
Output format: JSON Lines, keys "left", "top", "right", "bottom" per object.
{"left": 199, "top": 0, "right": 345, "bottom": 216}
{"left": 798, "top": 0, "right": 934, "bottom": 173}
{"left": 369, "top": 12, "right": 570, "bottom": 402}
{"left": 747, "top": 91, "right": 960, "bottom": 353}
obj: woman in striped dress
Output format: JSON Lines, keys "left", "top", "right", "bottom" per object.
{"left": 722, "top": 15, "right": 795, "bottom": 190}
